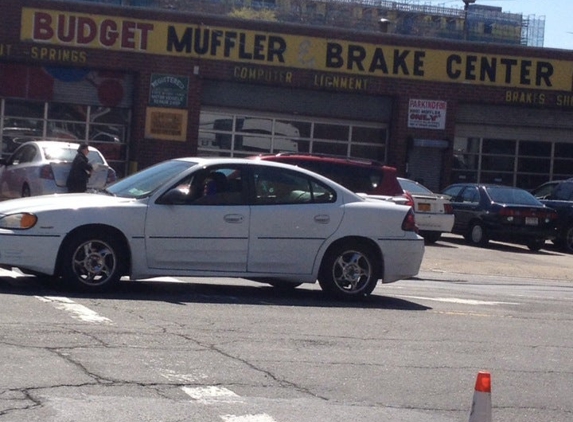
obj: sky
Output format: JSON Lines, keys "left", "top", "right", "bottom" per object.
{"left": 423, "top": 0, "right": 573, "bottom": 50}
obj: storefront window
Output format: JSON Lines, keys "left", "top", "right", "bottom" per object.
{"left": 0, "top": 98, "right": 130, "bottom": 176}
{"left": 450, "top": 135, "right": 573, "bottom": 189}
{"left": 278, "top": 119, "right": 311, "bottom": 138}
{"left": 518, "top": 157, "right": 550, "bottom": 173}
{"left": 519, "top": 140, "right": 551, "bottom": 156}
{"left": 516, "top": 174, "right": 550, "bottom": 189}
{"left": 313, "top": 123, "right": 349, "bottom": 141}
{"left": 198, "top": 109, "right": 388, "bottom": 161}
{"left": 482, "top": 138, "right": 516, "bottom": 155}
{"left": 480, "top": 172, "right": 513, "bottom": 185}
{"left": 554, "top": 143, "right": 573, "bottom": 179}
{"left": 350, "top": 144, "right": 386, "bottom": 162}
{"left": 4, "top": 99, "right": 44, "bottom": 118}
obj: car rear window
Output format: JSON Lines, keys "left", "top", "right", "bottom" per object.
{"left": 42, "top": 146, "right": 104, "bottom": 164}
{"left": 280, "top": 160, "right": 383, "bottom": 193}
{"left": 553, "top": 182, "right": 573, "bottom": 201}
{"left": 43, "top": 146, "right": 77, "bottom": 161}
{"left": 399, "top": 179, "right": 432, "bottom": 194}
{"left": 486, "top": 186, "right": 541, "bottom": 206}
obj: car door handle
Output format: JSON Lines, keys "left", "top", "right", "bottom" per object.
{"left": 314, "top": 214, "right": 330, "bottom": 224}
{"left": 224, "top": 214, "right": 244, "bottom": 223}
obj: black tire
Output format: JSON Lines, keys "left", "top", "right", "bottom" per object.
{"left": 318, "top": 241, "right": 380, "bottom": 300}
{"left": 22, "top": 184, "right": 31, "bottom": 197}
{"left": 559, "top": 224, "right": 573, "bottom": 254}
{"left": 466, "top": 222, "right": 489, "bottom": 247}
{"left": 60, "top": 231, "right": 125, "bottom": 292}
{"left": 526, "top": 239, "right": 545, "bottom": 252}
{"left": 421, "top": 231, "right": 441, "bottom": 244}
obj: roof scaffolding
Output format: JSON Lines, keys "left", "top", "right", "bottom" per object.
{"left": 63, "top": 0, "right": 547, "bottom": 47}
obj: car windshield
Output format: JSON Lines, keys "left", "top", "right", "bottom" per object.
{"left": 105, "top": 160, "right": 196, "bottom": 199}
{"left": 399, "top": 179, "right": 432, "bottom": 194}
{"left": 486, "top": 186, "right": 542, "bottom": 206}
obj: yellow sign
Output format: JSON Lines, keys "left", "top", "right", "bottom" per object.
{"left": 145, "top": 107, "right": 188, "bottom": 141}
{"left": 20, "top": 8, "right": 573, "bottom": 92}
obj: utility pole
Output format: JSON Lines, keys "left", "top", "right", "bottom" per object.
{"left": 463, "top": 0, "right": 477, "bottom": 41}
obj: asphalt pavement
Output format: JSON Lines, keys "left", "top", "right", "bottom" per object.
{"left": 421, "top": 233, "right": 573, "bottom": 281}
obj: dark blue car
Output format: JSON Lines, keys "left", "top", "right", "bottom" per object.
{"left": 442, "top": 183, "right": 558, "bottom": 251}
{"left": 531, "top": 178, "right": 573, "bottom": 254}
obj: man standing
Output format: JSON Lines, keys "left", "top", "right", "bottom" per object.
{"left": 66, "top": 143, "right": 93, "bottom": 193}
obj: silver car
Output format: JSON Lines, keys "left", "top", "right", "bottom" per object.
{"left": 0, "top": 140, "right": 116, "bottom": 199}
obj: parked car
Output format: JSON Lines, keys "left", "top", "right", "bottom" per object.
{"left": 0, "top": 140, "right": 116, "bottom": 199}
{"left": 398, "top": 177, "right": 454, "bottom": 243}
{"left": 531, "top": 178, "right": 573, "bottom": 253}
{"left": 442, "top": 183, "right": 558, "bottom": 251}
{"left": 0, "top": 157, "right": 424, "bottom": 299}
{"left": 253, "top": 153, "right": 414, "bottom": 206}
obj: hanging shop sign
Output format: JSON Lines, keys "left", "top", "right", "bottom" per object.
{"left": 408, "top": 99, "right": 447, "bottom": 130}
{"left": 149, "top": 74, "right": 189, "bottom": 108}
{"left": 20, "top": 8, "right": 573, "bottom": 92}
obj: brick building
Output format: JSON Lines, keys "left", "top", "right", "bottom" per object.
{"left": 1, "top": 0, "right": 573, "bottom": 190}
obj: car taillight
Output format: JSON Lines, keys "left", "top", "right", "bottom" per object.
{"left": 403, "top": 191, "right": 415, "bottom": 207}
{"left": 39, "top": 165, "right": 55, "bottom": 180}
{"left": 499, "top": 208, "right": 518, "bottom": 217}
{"left": 401, "top": 208, "right": 418, "bottom": 233}
{"left": 499, "top": 207, "right": 558, "bottom": 222}
{"left": 106, "top": 169, "right": 117, "bottom": 184}
{"left": 444, "top": 203, "right": 454, "bottom": 214}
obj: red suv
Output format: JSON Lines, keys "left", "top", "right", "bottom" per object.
{"left": 253, "top": 153, "right": 413, "bottom": 206}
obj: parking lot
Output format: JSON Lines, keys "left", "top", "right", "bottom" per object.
{"left": 421, "top": 233, "right": 573, "bottom": 281}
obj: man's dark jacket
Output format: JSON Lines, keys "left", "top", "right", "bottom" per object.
{"left": 66, "top": 152, "right": 93, "bottom": 193}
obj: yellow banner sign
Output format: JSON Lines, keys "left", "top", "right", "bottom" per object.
{"left": 21, "top": 8, "right": 573, "bottom": 92}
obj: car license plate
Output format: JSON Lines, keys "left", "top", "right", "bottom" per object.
{"left": 417, "top": 203, "right": 431, "bottom": 212}
{"left": 525, "top": 217, "right": 538, "bottom": 226}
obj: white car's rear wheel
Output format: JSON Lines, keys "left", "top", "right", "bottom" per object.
{"left": 61, "top": 231, "right": 125, "bottom": 291}
{"left": 318, "top": 241, "right": 380, "bottom": 300}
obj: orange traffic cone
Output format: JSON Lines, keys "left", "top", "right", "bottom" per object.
{"left": 469, "top": 371, "right": 492, "bottom": 422}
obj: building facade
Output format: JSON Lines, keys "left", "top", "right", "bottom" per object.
{"left": 1, "top": 0, "right": 572, "bottom": 190}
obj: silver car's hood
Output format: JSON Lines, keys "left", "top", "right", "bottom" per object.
{"left": 0, "top": 193, "right": 138, "bottom": 215}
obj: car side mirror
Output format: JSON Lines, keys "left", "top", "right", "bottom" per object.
{"left": 157, "top": 187, "right": 189, "bottom": 205}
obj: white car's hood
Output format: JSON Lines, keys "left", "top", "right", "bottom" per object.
{"left": 0, "top": 193, "right": 138, "bottom": 214}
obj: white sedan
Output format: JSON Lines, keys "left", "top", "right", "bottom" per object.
{"left": 0, "top": 140, "right": 116, "bottom": 199}
{"left": 398, "top": 177, "right": 454, "bottom": 243}
{"left": 0, "top": 158, "right": 424, "bottom": 300}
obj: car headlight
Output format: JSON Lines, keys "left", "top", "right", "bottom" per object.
{"left": 0, "top": 213, "right": 38, "bottom": 229}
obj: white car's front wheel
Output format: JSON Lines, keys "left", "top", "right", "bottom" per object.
{"left": 61, "top": 231, "right": 125, "bottom": 291}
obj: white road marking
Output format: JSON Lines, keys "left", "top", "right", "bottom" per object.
{"left": 182, "top": 386, "right": 243, "bottom": 404}
{"left": 221, "top": 415, "right": 277, "bottom": 422}
{"left": 0, "top": 267, "right": 25, "bottom": 278}
{"left": 35, "top": 296, "right": 113, "bottom": 324}
{"left": 159, "top": 369, "right": 207, "bottom": 383}
{"left": 393, "top": 295, "right": 519, "bottom": 306}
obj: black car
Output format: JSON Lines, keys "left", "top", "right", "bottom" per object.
{"left": 531, "top": 178, "right": 573, "bottom": 253}
{"left": 442, "top": 183, "right": 558, "bottom": 251}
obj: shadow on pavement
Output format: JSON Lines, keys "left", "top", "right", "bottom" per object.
{"left": 0, "top": 273, "right": 432, "bottom": 311}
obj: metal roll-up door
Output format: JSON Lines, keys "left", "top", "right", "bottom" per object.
{"left": 456, "top": 124, "right": 573, "bottom": 142}
{"left": 456, "top": 104, "right": 573, "bottom": 141}
{"left": 201, "top": 81, "right": 392, "bottom": 122}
